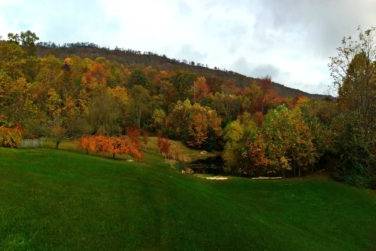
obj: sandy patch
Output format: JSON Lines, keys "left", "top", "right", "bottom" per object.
{"left": 205, "top": 176, "right": 228, "bottom": 180}
{"left": 251, "top": 177, "right": 282, "bottom": 180}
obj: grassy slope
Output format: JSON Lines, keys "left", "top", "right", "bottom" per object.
{"left": 0, "top": 148, "right": 375, "bottom": 250}
{"left": 27, "top": 136, "right": 215, "bottom": 162}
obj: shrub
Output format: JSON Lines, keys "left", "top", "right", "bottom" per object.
{"left": 0, "top": 125, "right": 22, "bottom": 147}
{"left": 79, "top": 135, "right": 96, "bottom": 153}
{"left": 78, "top": 135, "right": 143, "bottom": 160}
{"left": 157, "top": 136, "right": 171, "bottom": 158}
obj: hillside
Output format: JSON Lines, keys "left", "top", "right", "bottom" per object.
{"left": 0, "top": 148, "right": 375, "bottom": 250}
{"left": 36, "top": 42, "right": 330, "bottom": 99}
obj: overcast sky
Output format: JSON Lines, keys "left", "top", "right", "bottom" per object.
{"left": 0, "top": 0, "right": 375, "bottom": 94}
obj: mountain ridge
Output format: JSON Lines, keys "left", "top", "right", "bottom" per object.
{"left": 36, "top": 42, "right": 331, "bottom": 99}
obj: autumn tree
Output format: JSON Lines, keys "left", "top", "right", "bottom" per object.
{"left": 330, "top": 28, "right": 376, "bottom": 142}
{"left": 223, "top": 114, "right": 269, "bottom": 176}
{"left": 257, "top": 78, "right": 285, "bottom": 114}
{"left": 0, "top": 40, "right": 28, "bottom": 80}
{"left": 128, "top": 69, "right": 151, "bottom": 88}
{"left": 170, "top": 72, "right": 196, "bottom": 101}
{"left": 7, "top": 30, "right": 39, "bottom": 80}
{"left": 297, "top": 98, "right": 336, "bottom": 162}
{"left": 166, "top": 100, "right": 222, "bottom": 150}
{"left": 152, "top": 108, "right": 167, "bottom": 133}
{"left": 128, "top": 85, "right": 154, "bottom": 129}
{"left": 329, "top": 27, "right": 376, "bottom": 187}
{"left": 263, "top": 105, "right": 317, "bottom": 176}
{"left": 87, "top": 90, "right": 121, "bottom": 135}
{"left": 108, "top": 86, "right": 130, "bottom": 132}
{"left": 156, "top": 80, "right": 177, "bottom": 110}
{"left": 0, "top": 73, "right": 37, "bottom": 131}
{"left": 205, "top": 92, "right": 241, "bottom": 125}
{"left": 8, "top": 30, "right": 39, "bottom": 56}
{"left": 240, "top": 82, "right": 263, "bottom": 114}
{"left": 82, "top": 61, "right": 108, "bottom": 91}
{"left": 192, "top": 76, "right": 210, "bottom": 102}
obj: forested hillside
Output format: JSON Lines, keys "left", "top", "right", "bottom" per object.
{"left": 0, "top": 29, "right": 375, "bottom": 188}
{"left": 36, "top": 42, "right": 329, "bottom": 99}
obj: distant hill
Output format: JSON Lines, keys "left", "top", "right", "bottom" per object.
{"left": 36, "top": 42, "right": 330, "bottom": 99}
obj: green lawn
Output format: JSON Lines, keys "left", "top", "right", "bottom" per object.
{"left": 0, "top": 148, "right": 375, "bottom": 250}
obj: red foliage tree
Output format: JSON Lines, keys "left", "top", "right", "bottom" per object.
{"left": 257, "top": 77, "right": 285, "bottom": 113}
{"left": 127, "top": 127, "right": 141, "bottom": 146}
{"left": 157, "top": 136, "right": 171, "bottom": 158}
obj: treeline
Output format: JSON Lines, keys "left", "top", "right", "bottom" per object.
{"left": 0, "top": 29, "right": 375, "bottom": 188}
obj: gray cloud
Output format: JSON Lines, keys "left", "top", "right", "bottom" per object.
{"left": 255, "top": 0, "right": 376, "bottom": 56}
{"left": 232, "top": 57, "right": 252, "bottom": 75}
{"left": 251, "top": 64, "right": 280, "bottom": 79}
{"left": 177, "top": 45, "right": 207, "bottom": 62}
{"left": 232, "top": 57, "right": 280, "bottom": 79}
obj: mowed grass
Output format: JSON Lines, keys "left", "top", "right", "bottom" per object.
{"left": 0, "top": 148, "right": 375, "bottom": 250}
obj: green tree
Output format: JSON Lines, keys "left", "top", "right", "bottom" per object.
{"left": 263, "top": 105, "right": 317, "bottom": 176}
{"left": 170, "top": 72, "right": 196, "bottom": 101}
{"left": 7, "top": 31, "right": 39, "bottom": 80}
{"left": 0, "top": 72, "right": 37, "bottom": 133}
{"left": 87, "top": 90, "right": 121, "bottom": 135}
{"left": 223, "top": 114, "right": 269, "bottom": 176}
{"left": 128, "top": 69, "right": 150, "bottom": 88}
{"left": 329, "top": 27, "right": 376, "bottom": 187}
{"left": 0, "top": 41, "right": 27, "bottom": 80}
{"left": 129, "top": 85, "right": 153, "bottom": 129}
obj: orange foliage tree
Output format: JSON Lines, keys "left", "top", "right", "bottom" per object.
{"left": 193, "top": 76, "right": 210, "bottom": 102}
{"left": 78, "top": 134, "right": 143, "bottom": 160}
{"left": 81, "top": 62, "right": 108, "bottom": 90}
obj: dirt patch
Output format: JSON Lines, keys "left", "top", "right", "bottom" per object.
{"left": 205, "top": 176, "right": 228, "bottom": 180}
{"left": 251, "top": 177, "right": 282, "bottom": 180}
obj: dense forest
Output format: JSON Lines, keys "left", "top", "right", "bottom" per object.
{"left": 0, "top": 29, "right": 375, "bottom": 188}
{"left": 36, "top": 42, "right": 330, "bottom": 100}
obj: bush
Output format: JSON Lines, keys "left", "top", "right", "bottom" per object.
{"left": 78, "top": 135, "right": 143, "bottom": 160}
{"left": 0, "top": 126, "right": 22, "bottom": 147}
{"left": 157, "top": 136, "right": 171, "bottom": 158}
